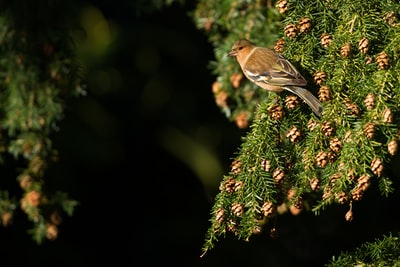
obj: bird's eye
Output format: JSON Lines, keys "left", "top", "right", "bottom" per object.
{"left": 238, "top": 46, "right": 243, "bottom": 50}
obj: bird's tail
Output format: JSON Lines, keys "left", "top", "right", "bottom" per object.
{"left": 284, "top": 86, "right": 323, "bottom": 117}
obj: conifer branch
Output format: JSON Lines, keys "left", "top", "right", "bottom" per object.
{"left": 0, "top": 1, "right": 82, "bottom": 242}
{"left": 193, "top": 0, "right": 400, "bottom": 259}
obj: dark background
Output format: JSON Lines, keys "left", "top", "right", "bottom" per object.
{"left": 1, "top": 1, "right": 399, "bottom": 266}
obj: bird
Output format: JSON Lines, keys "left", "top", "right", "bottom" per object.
{"left": 228, "top": 38, "right": 323, "bottom": 117}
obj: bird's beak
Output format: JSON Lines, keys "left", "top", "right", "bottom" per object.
{"left": 228, "top": 50, "right": 237, "bottom": 57}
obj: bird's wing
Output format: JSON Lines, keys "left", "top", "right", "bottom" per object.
{"left": 273, "top": 53, "right": 307, "bottom": 86}
{"left": 244, "top": 68, "right": 273, "bottom": 84}
{"left": 244, "top": 48, "right": 307, "bottom": 87}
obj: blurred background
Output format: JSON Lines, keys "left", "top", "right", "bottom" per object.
{"left": 0, "top": 0, "right": 399, "bottom": 266}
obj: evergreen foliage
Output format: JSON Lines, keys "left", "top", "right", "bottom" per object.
{"left": 327, "top": 233, "right": 400, "bottom": 266}
{"left": 0, "top": 1, "right": 81, "bottom": 242}
{"left": 192, "top": 0, "right": 400, "bottom": 263}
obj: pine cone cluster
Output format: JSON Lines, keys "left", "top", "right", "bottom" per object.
{"left": 213, "top": 82, "right": 229, "bottom": 109}
{"left": 222, "top": 177, "right": 243, "bottom": 193}
{"left": 1, "top": 212, "right": 13, "bottom": 227}
{"left": 357, "top": 174, "right": 370, "bottom": 191}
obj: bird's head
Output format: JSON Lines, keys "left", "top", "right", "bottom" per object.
{"left": 228, "top": 39, "right": 256, "bottom": 57}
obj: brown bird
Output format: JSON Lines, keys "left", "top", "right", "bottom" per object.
{"left": 228, "top": 39, "right": 323, "bottom": 117}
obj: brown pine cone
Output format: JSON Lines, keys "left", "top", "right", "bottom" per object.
{"left": 309, "top": 177, "right": 320, "bottom": 191}
{"left": 315, "top": 151, "right": 329, "bottom": 168}
{"left": 222, "top": 177, "right": 236, "bottom": 193}
{"left": 260, "top": 158, "right": 271, "bottom": 172}
{"left": 383, "top": 11, "right": 399, "bottom": 27}
{"left": 215, "top": 208, "right": 225, "bottom": 224}
{"left": 320, "top": 33, "right": 332, "bottom": 48}
{"left": 314, "top": 71, "right": 327, "bottom": 85}
{"left": 231, "top": 159, "right": 242, "bottom": 175}
{"left": 345, "top": 209, "right": 353, "bottom": 221}
{"left": 340, "top": 43, "right": 351, "bottom": 58}
{"left": 275, "top": 0, "right": 288, "bottom": 14}
{"left": 285, "top": 95, "right": 300, "bottom": 110}
{"left": 272, "top": 168, "right": 285, "bottom": 184}
{"left": 371, "top": 158, "right": 383, "bottom": 176}
{"left": 364, "top": 122, "right": 375, "bottom": 139}
{"left": 235, "top": 112, "right": 249, "bottom": 129}
{"left": 287, "top": 126, "right": 302, "bottom": 143}
{"left": 382, "top": 108, "right": 393, "bottom": 123}
{"left": 318, "top": 85, "right": 331, "bottom": 102}
{"left": 298, "top": 17, "right": 312, "bottom": 33}
{"left": 261, "top": 201, "right": 275, "bottom": 217}
{"left": 388, "top": 140, "right": 398, "bottom": 156}
{"left": 269, "top": 104, "right": 284, "bottom": 120}
{"left": 357, "top": 174, "right": 370, "bottom": 191}
{"left": 344, "top": 98, "right": 360, "bottom": 116}
{"left": 230, "top": 73, "right": 243, "bottom": 88}
{"left": 284, "top": 23, "right": 297, "bottom": 38}
{"left": 329, "top": 137, "right": 342, "bottom": 153}
{"left": 364, "top": 93, "right": 375, "bottom": 110}
{"left": 231, "top": 203, "right": 244, "bottom": 217}
{"left": 307, "top": 118, "right": 318, "bottom": 131}
{"left": 321, "top": 121, "right": 335, "bottom": 137}
{"left": 376, "top": 51, "right": 390, "bottom": 70}
{"left": 358, "top": 37, "right": 369, "bottom": 54}
{"left": 274, "top": 39, "right": 285, "bottom": 53}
